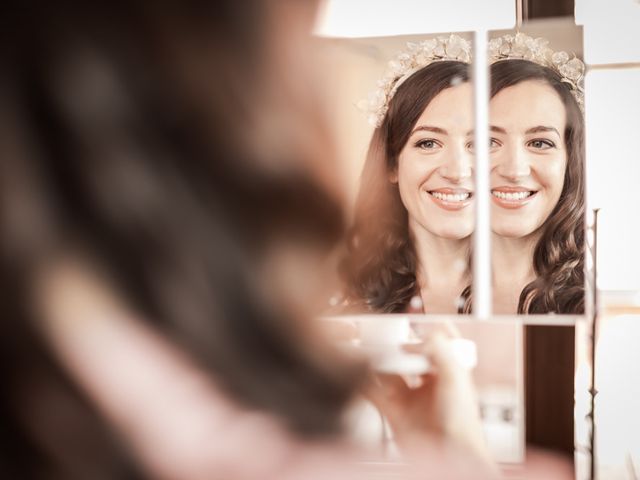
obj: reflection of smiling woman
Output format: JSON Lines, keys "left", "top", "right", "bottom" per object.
{"left": 486, "top": 46, "right": 585, "bottom": 315}
{"left": 341, "top": 36, "right": 474, "bottom": 314}
{"left": 482, "top": 38, "right": 586, "bottom": 456}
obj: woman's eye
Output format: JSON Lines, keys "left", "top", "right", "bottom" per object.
{"left": 415, "top": 139, "right": 440, "bottom": 150}
{"left": 528, "top": 139, "right": 556, "bottom": 150}
{"left": 466, "top": 138, "right": 501, "bottom": 150}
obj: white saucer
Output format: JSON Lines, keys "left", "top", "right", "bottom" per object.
{"left": 350, "top": 338, "right": 422, "bottom": 348}
{"left": 374, "top": 352, "right": 431, "bottom": 376}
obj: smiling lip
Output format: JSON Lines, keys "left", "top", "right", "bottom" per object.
{"left": 426, "top": 188, "right": 473, "bottom": 211}
{"left": 491, "top": 186, "right": 538, "bottom": 209}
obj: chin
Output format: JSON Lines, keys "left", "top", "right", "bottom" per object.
{"left": 491, "top": 222, "right": 538, "bottom": 239}
{"left": 434, "top": 227, "right": 474, "bottom": 240}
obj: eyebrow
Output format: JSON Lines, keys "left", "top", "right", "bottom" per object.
{"left": 464, "top": 126, "right": 507, "bottom": 136}
{"left": 486, "top": 125, "right": 561, "bottom": 137}
{"left": 489, "top": 125, "right": 507, "bottom": 134}
{"left": 525, "top": 125, "right": 561, "bottom": 137}
{"left": 415, "top": 124, "right": 561, "bottom": 137}
{"left": 410, "top": 125, "right": 448, "bottom": 136}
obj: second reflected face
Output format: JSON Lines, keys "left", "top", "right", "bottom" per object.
{"left": 394, "top": 82, "right": 474, "bottom": 240}
{"left": 489, "top": 80, "right": 568, "bottom": 239}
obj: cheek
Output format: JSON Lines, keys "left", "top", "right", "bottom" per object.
{"left": 397, "top": 156, "right": 416, "bottom": 194}
{"left": 538, "top": 156, "right": 567, "bottom": 195}
{"left": 397, "top": 152, "right": 435, "bottom": 189}
{"left": 396, "top": 155, "right": 430, "bottom": 215}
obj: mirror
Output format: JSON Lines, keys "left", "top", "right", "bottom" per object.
{"left": 333, "top": 32, "right": 475, "bottom": 316}
{"left": 317, "top": 0, "right": 593, "bottom": 474}
{"left": 319, "top": 20, "right": 584, "bottom": 317}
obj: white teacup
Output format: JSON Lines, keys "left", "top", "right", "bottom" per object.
{"left": 357, "top": 316, "right": 411, "bottom": 347}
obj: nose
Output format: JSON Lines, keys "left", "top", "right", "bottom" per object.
{"left": 439, "top": 143, "right": 472, "bottom": 183}
{"left": 494, "top": 143, "right": 530, "bottom": 181}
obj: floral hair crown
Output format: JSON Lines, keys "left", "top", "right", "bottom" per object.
{"left": 489, "top": 32, "right": 585, "bottom": 113}
{"left": 365, "top": 32, "right": 585, "bottom": 127}
{"left": 365, "top": 34, "right": 471, "bottom": 127}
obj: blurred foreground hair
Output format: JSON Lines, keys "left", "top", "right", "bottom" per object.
{"left": 0, "top": 1, "right": 363, "bottom": 477}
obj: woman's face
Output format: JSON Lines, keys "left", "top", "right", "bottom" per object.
{"left": 489, "top": 80, "right": 567, "bottom": 239}
{"left": 394, "top": 82, "right": 475, "bottom": 240}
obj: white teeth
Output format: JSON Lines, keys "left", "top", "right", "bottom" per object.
{"left": 491, "top": 191, "right": 533, "bottom": 201}
{"left": 430, "top": 191, "right": 470, "bottom": 202}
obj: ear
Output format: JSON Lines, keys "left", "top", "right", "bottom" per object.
{"left": 388, "top": 168, "right": 398, "bottom": 184}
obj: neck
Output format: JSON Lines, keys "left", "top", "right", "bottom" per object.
{"left": 491, "top": 233, "right": 539, "bottom": 314}
{"left": 411, "top": 221, "right": 470, "bottom": 291}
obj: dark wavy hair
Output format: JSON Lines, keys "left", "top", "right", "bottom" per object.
{"left": 340, "top": 61, "right": 471, "bottom": 313}
{"left": 460, "top": 59, "right": 585, "bottom": 314}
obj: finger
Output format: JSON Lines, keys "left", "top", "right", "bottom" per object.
{"left": 442, "top": 320, "right": 461, "bottom": 338}
{"left": 366, "top": 374, "right": 410, "bottom": 412}
{"left": 400, "top": 374, "right": 424, "bottom": 389}
{"left": 421, "top": 332, "right": 466, "bottom": 380}
{"left": 401, "top": 340, "right": 426, "bottom": 354}
{"left": 374, "top": 372, "right": 412, "bottom": 395}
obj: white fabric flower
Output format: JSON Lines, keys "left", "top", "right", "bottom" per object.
{"left": 552, "top": 51, "right": 570, "bottom": 65}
